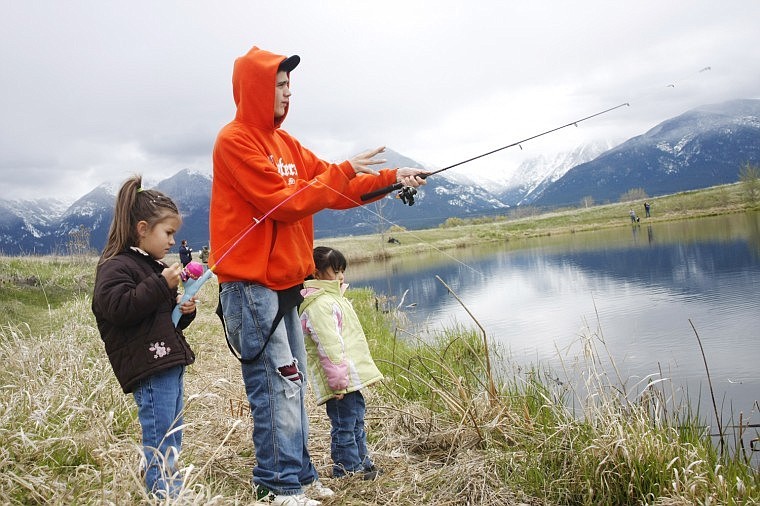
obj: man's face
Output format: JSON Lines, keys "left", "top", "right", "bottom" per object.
{"left": 274, "top": 70, "right": 291, "bottom": 120}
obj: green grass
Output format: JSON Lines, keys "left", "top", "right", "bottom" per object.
{"left": 1, "top": 256, "right": 758, "bottom": 505}
{"left": 0, "top": 255, "right": 96, "bottom": 334}
{"left": 1, "top": 185, "right": 759, "bottom": 504}
{"left": 345, "top": 286, "right": 759, "bottom": 505}
{"left": 318, "top": 182, "right": 758, "bottom": 264}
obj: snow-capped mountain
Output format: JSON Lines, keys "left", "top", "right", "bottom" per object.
{"left": 534, "top": 98, "right": 760, "bottom": 207}
{"left": 311, "top": 149, "right": 511, "bottom": 237}
{"left": 1, "top": 98, "right": 758, "bottom": 256}
{"left": 442, "top": 140, "right": 620, "bottom": 203}
{"left": 0, "top": 158, "right": 512, "bottom": 255}
{"left": 0, "top": 198, "right": 70, "bottom": 254}
{"left": 498, "top": 140, "right": 620, "bottom": 205}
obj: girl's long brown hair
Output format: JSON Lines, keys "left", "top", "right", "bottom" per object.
{"left": 98, "top": 175, "right": 180, "bottom": 265}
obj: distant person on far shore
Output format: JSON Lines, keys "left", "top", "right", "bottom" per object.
{"left": 644, "top": 201, "right": 651, "bottom": 218}
{"left": 629, "top": 209, "right": 639, "bottom": 223}
{"left": 200, "top": 245, "right": 210, "bottom": 270}
{"left": 179, "top": 240, "right": 193, "bottom": 267}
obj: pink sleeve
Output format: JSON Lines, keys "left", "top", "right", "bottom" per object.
{"left": 302, "top": 308, "right": 349, "bottom": 390}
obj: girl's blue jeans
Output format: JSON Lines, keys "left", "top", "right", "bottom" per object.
{"left": 132, "top": 364, "right": 185, "bottom": 497}
{"left": 326, "top": 390, "right": 374, "bottom": 477}
{"left": 220, "top": 281, "right": 319, "bottom": 496}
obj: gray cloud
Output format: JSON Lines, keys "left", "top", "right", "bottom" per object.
{"left": 1, "top": 1, "right": 758, "bottom": 201}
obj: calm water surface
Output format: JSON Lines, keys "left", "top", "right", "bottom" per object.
{"left": 349, "top": 212, "right": 760, "bottom": 432}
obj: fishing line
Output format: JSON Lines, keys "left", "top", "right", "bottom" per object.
{"left": 205, "top": 172, "right": 486, "bottom": 277}
{"left": 623, "top": 65, "right": 712, "bottom": 107}
{"left": 360, "top": 65, "right": 713, "bottom": 204}
{"left": 208, "top": 178, "right": 320, "bottom": 271}
{"left": 360, "top": 102, "right": 630, "bottom": 202}
{"left": 175, "top": 179, "right": 322, "bottom": 326}
{"left": 320, "top": 181, "right": 486, "bottom": 277}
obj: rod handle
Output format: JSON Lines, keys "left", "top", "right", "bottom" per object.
{"left": 360, "top": 182, "right": 403, "bottom": 201}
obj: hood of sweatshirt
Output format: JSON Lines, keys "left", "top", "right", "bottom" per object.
{"left": 232, "top": 46, "right": 292, "bottom": 130}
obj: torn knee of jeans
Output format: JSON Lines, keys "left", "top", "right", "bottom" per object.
{"left": 278, "top": 361, "right": 301, "bottom": 382}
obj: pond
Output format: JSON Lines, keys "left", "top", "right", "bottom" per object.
{"left": 348, "top": 211, "right": 760, "bottom": 443}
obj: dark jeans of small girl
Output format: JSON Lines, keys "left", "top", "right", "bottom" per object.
{"left": 325, "top": 390, "right": 374, "bottom": 477}
{"left": 133, "top": 364, "right": 185, "bottom": 497}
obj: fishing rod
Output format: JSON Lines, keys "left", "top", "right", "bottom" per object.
{"left": 171, "top": 179, "right": 319, "bottom": 326}
{"left": 177, "top": 102, "right": 630, "bottom": 320}
{"left": 360, "top": 102, "right": 630, "bottom": 204}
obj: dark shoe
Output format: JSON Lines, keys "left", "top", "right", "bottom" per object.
{"left": 255, "top": 484, "right": 275, "bottom": 502}
{"left": 362, "top": 465, "right": 383, "bottom": 481}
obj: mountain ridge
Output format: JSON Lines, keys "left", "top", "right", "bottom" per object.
{"left": 1, "top": 98, "right": 758, "bottom": 256}
{"left": 534, "top": 98, "right": 760, "bottom": 207}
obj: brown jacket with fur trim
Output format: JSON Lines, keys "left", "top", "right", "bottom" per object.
{"left": 92, "top": 249, "right": 195, "bottom": 393}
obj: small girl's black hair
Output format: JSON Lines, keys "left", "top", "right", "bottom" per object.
{"left": 313, "top": 246, "right": 347, "bottom": 275}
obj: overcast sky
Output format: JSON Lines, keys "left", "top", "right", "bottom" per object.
{"left": 1, "top": 1, "right": 758, "bottom": 202}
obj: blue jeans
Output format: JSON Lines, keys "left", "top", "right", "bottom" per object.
{"left": 326, "top": 390, "right": 374, "bottom": 477}
{"left": 132, "top": 365, "right": 185, "bottom": 496}
{"left": 220, "top": 281, "right": 319, "bottom": 496}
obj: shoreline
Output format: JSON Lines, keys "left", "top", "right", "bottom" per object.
{"left": 317, "top": 182, "right": 756, "bottom": 264}
{"left": 2, "top": 196, "right": 758, "bottom": 503}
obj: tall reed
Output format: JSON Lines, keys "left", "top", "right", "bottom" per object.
{"left": 1, "top": 256, "right": 757, "bottom": 504}
{"left": 350, "top": 281, "right": 759, "bottom": 505}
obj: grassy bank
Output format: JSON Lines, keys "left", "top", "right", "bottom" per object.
{"left": 1, "top": 251, "right": 758, "bottom": 505}
{"left": 2, "top": 184, "right": 759, "bottom": 504}
{"left": 319, "top": 182, "right": 758, "bottom": 263}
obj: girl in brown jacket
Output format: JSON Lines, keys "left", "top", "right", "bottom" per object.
{"left": 92, "top": 175, "right": 196, "bottom": 499}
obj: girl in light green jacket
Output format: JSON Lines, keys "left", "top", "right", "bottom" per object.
{"left": 299, "top": 246, "right": 383, "bottom": 480}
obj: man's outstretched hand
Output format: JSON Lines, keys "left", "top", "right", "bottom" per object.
{"left": 349, "top": 146, "right": 387, "bottom": 176}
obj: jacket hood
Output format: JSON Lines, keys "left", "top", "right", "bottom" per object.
{"left": 232, "top": 46, "right": 292, "bottom": 129}
{"left": 300, "top": 279, "right": 347, "bottom": 311}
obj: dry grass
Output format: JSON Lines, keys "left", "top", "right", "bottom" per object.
{"left": 0, "top": 267, "right": 540, "bottom": 505}
{"left": 2, "top": 183, "right": 759, "bottom": 506}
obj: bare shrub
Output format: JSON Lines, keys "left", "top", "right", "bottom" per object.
{"left": 619, "top": 188, "right": 647, "bottom": 202}
{"left": 739, "top": 162, "right": 760, "bottom": 204}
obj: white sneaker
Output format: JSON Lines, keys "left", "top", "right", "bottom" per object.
{"left": 304, "top": 480, "right": 335, "bottom": 499}
{"left": 270, "top": 493, "right": 320, "bottom": 506}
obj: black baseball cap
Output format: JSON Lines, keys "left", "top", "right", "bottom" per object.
{"left": 279, "top": 55, "right": 300, "bottom": 72}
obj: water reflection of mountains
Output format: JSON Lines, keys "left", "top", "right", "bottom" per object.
{"left": 355, "top": 237, "right": 759, "bottom": 310}
{"left": 552, "top": 238, "right": 758, "bottom": 295}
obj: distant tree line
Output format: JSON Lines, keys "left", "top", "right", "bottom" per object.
{"left": 575, "top": 162, "right": 760, "bottom": 210}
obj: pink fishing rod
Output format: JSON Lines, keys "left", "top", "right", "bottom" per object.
{"left": 172, "top": 180, "right": 318, "bottom": 326}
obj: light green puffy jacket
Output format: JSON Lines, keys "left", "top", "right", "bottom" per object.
{"left": 299, "top": 279, "right": 383, "bottom": 405}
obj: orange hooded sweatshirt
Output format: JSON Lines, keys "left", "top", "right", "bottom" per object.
{"left": 209, "top": 46, "right": 398, "bottom": 289}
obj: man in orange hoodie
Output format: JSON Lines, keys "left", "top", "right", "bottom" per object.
{"left": 209, "top": 46, "right": 426, "bottom": 505}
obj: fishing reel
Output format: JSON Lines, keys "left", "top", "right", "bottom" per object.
{"left": 397, "top": 186, "right": 417, "bottom": 206}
